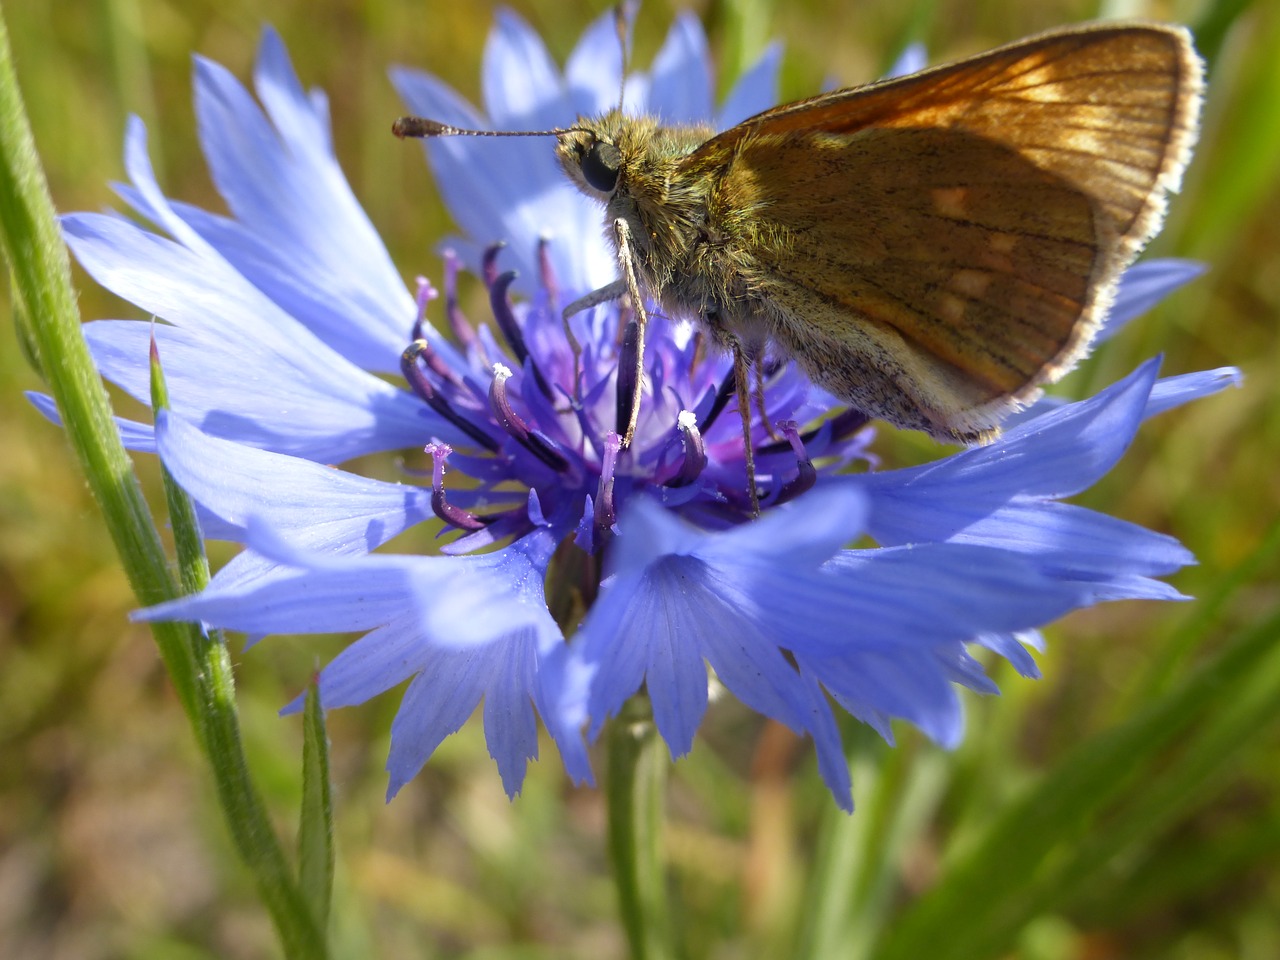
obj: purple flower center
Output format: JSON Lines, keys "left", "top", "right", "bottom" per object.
{"left": 398, "top": 241, "right": 876, "bottom": 555}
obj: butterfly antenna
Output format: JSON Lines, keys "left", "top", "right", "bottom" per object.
{"left": 614, "top": 0, "right": 637, "bottom": 111}
{"left": 392, "top": 117, "right": 577, "bottom": 139}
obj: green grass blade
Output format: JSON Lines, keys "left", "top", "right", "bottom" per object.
{"left": 299, "top": 682, "right": 335, "bottom": 932}
{"left": 874, "top": 589, "right": 1280, "bottom": 960}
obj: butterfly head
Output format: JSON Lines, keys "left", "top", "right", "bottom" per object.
{"left": 556, "top": 112, "right": 633, "bottom": 201}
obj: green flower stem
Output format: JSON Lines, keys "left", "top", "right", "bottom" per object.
{"left": 0, "top": 13, "right": 202, "bottom": 724}
{"left": 0, "top": 11, "right": 327, "bottom": 957}
{"left": 151, "top": 353, "right": 330, "bottom": 956}
{"left": 606, "top": 697, "right": 675, "bottom": 960}
{"left": 199, "top": 640, "right": 330, "bottom": 958}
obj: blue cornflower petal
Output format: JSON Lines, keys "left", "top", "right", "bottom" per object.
{"left": 577, "top": 488, "right": 866, "bottom": 758}
{"left": 848, "top": 361, "right": 1221, "bottom": 605}
{"left": 27, "top": 390, "right": 156, "bottom": 453}
{"left": 1145, "top": 367, "right": 1243, "bottom": 419}
{"left": 1101, "top": 259, "right": 1207, "bottom": 340}
{"left": 387, "top": 639, "right": 532, "bottom": 798}
{"left": 807, "top": 647, "right": 967, "bottom": 747}
{"left": 648, "top": 13, "right": 714, "bottom": 123}
{"left": 111, "top": 36, "right": 428, "bottom": 375}
{"left": 943, "top": 502, "right": 1194, "bottom": 582}
{"left": 294, "top": 617, "right": 426, "bottom": 712}
{"left": 389, "top": 71, "right": 610, "bottom": 296}
{"left": 137, "top": 539, "right": 431, "bottom": 636}
{"left": 717, "top": 42, "right": 783, "bottom": 127}
{"left": 286, "top": 573, "right": 581, "bottom": 799}
{"left": 30, "top": 395, "right": 246, "bottom": 552}
{"left": 760, "top": 543, "right": 1092, "bottom": 750}
{"left": 153, "top": 410, "right": 434, "bottom": 564}
{"left": 483, "top": 9, "right": 565, "bottom": 129}
{"left": 886, "top": 42, "right": 929, "bottom": 79}
{"left": 251, "top": 28, "right": 332, "bottom": 150}
{"left": 565, "top": 9, "right": 626, "bottom": 116}
{"left": 977, "top": 631, "right": 1044, "bottom": 679}
{"left": 78, "top": 315, "right": 439, "bottom": 462}
{"left": 281, "top": 610, "right": 541, "bottom": 799}
{"left": 478, "top": 10, "right": 617, "bottom": 293}
{"left": 768, "top": 545, "right": 1091, "bottom": 658}
{"left": 141, "top": 518, "right": 581, "bottom": 793}
{"left": 139, "top": 194, "right": 413, "bottom": 373}
{"left": 960, "top": 359, "right": 1158, "bottom": 497}
{"left": 857, "top": 360, "right": 1161, "bottom": 548}
{"left": 64, "top": 123, "right": 454, "bottom": 460}
{"left": 797, "top": 669, "right": 854, "bottom": 809}
{"left": 388, "top": 65, "right": 485, "bottom": 131}
{"left": 175, "top": 518, "right": 582, "bottom": 797}
{"left": 148, "top": 31, "right": 426, "bottom": 373}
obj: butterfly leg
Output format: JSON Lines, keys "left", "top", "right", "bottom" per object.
{"left": 731, "top": 340, "right": 761, "bottom": 517}
{"left": 562, "top": 278, "right": 626, "bottom": 404}
{"left": 611, "top": 216, "right": 650, "bottom": 447}
{"left": 562, "top": 278, "right": 627, "bottom": 317}
{"left": 753, "top": 356, "right": 781, "bottom": 442}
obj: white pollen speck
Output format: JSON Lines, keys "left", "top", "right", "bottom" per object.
{"left": 677, "top": 410, "right": 697, "bottom": 429}
{"left": 493, "top": 363, "right": 513, "bottom": 380}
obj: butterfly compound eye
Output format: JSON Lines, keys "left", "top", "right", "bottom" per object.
{"left": 581, "top": 139, "right": 621, "bottom": 193}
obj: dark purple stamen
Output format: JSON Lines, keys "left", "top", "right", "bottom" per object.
{"left": 481, "top": 242, "right": 505, "bottom": 287}
{"left": 594, "top": 432, "right": 621, "bottom": 542}
{"left": 668, "top": 410, "right": 707, "bottom": 487}
{"left": 757, "top": 407, "right": 871, "bottom": 455}
{"left": 615, "top": 312, "right": 641, "bottom": 438}
{"left": 441, "top": 508, "right": 535, "bottom": 556}
{"left": 441, "top": 250, "right": 480, "bottom": 355}
{"left": 408, "top": 284, "right": 472, "bottom": 394}
{"left": 410, "top": 276, "right": 440, "bottom": 344}
{"left": 772, "top": 420, "right": 817, "bottom": 505}
{"left": 425, "top": 442, "right": 489, "bottom": 531}
{"left": 488, "top": 271, "right": 552, "bottom": 399}
{"left": 827, "top": 407, "right": 872, "bottom": 440}
{"left": 488, "top": 363, "right": 529, "bottom": 436}
{"left": 699, "top": 366, "right": 736, "bottom": 434}
{"left": 423, "top": 340, "right": 471, "bottom": 393}
{"left": 402, "top": 341, "right": 500, "bottom": 452}
{"left": 489, "top": 364, "right": 570, "bottom": 471}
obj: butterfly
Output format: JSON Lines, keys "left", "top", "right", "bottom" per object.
{"left": 397, "top": 22, "right": 1203, "bottom": 513}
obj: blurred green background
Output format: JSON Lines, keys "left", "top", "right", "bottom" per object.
{"left": 2, "top": 0, "right": 1278, "bottom": 957}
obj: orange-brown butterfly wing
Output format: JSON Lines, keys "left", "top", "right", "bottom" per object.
{"left": 695, "top": 24, "right": 1201, "bottom": 437}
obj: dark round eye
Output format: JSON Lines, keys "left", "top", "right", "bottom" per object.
{"left": 580, "top": 140, "right": 621, "bottom": 193}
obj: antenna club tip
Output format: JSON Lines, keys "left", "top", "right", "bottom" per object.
{"left": 393, "top": 116, "right": 442, "bottom": 139}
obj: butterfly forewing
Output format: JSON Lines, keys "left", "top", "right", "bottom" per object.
{"left": 711, "top": 25, "right": 1198, "bottom": 249}
{"left": 728, "top": 127, "right": 1098, "bottom": 396}
{"left": 696, "top": 24, "right": 1201, "bottom": 434}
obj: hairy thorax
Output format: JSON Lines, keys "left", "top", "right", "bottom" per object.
{"left": 557, "top": 112, "right": 777, "bottom": 354}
